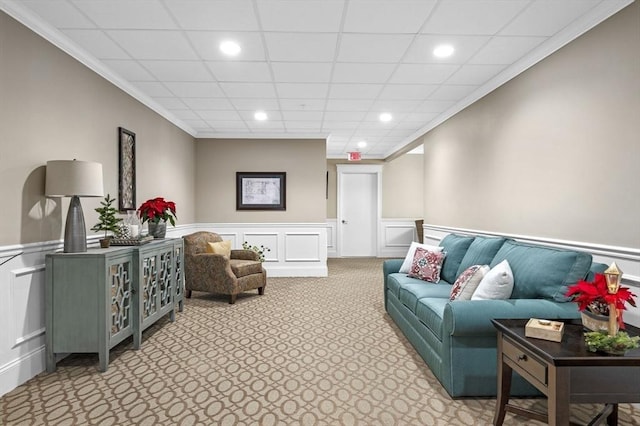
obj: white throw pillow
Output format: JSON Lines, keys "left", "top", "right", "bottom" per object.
{"left": 400, "top": 241, "right": 444, "bottom": 274}
{"left": 471, "top": 260, "right": 514, "bottom": 300}
{"left": 450, "top": 265, "right": 490, "bottom": 301}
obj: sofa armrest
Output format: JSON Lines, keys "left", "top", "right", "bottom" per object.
{"left": 383, "top": 259, "right": 403, "bottom": 281}
{"left": 443, "top": 299, "right": 580, "bottom": 337}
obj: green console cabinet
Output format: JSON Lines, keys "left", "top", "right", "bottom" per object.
{"left": 45, "top": 239, "right": 184, "bottom": 372}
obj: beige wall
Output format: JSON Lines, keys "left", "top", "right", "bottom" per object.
{"left": 0, "top": 11, "right": 196, "bottom": 246}
{"left": 421, "top": 2, "right": 639, "bottom": 247}
{"left": 195, "top": 139, "right": 326, "bottom": 223}
{"left": 326, "top": 156, "right": 424, "bottom": 219}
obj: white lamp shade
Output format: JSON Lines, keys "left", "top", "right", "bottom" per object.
{"left": 45, "top": 160, "right": 104, "bottom": 197}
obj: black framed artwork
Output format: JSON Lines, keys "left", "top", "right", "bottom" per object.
{"left": 118, "top": 127, "right": 136, "bottom": 211}
{"left": 236, "top": 172, "right": 286, "bottom": 211}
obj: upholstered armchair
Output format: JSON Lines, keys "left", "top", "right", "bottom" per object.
{"left": 183, "top": 231, "right": 267, "bottom": 304}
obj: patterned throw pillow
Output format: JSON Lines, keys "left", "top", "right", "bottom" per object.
{"left": 449, "top": 265, "right": 490, "bottom": 301}
{"left": 399, "top": 242, "right": 444, "bottom": 273}
{"left": 408, "top": 247, "right": 445, "bottom": 283}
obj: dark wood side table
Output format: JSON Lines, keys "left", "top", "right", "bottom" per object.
{"left": 491, "top": 319, "right": 640, "bottom": 426}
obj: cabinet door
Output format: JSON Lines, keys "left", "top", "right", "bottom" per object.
{"left": 158, "top": 247, "right": 174, "bottom": 311}
{"left": 107, "top": 256, "right": 133, "bottom": 343}
{"left": 174, "top": 242, "right": 184, "bottom": 310}
{"left": 140, "top": 251, "right": 159, "bottom": 320}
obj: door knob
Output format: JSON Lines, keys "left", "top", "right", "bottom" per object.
{"left": 342, "top": 220, "right": 348, "bottom": 224}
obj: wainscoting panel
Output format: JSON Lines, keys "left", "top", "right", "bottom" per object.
{"left": 326, "top": 220, "right": 337, "bottom": 258}
{"left": 10, "top": 265, "right": 46, "bottom": 348}
{"left": 422, "top": 223, "right": 640, "bottom": 328}
{"left": 378, "top": 219, "right": 418, "bottom": 258}
{"left": 193, "top": 223, "right": 328, "bottom": 277}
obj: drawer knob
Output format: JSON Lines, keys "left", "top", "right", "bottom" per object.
{"left": 518, "top": 354, "right": 528, "bottom": 361}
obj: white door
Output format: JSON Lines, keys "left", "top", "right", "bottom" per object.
{"left": 338, "top": 166, "right": 381, "bottom": 257}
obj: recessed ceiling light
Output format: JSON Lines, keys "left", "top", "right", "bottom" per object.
{"left": 379, "top": 113, "right": 392, "bottom": 122}
{"left": 254, "top": 111, "right": 268, "bottom": 121}
{"left": 433, "top": 44, "right": 454, "bottom": 58}
{"left": 220, "top": 40, "right": 241, "bottom": 56}
{"left": 357, "top": 141, "right": 367, "bottom": 148}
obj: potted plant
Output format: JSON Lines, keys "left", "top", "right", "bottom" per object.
{"left": 137, "top": 197, "right": 177, "bottom": 239}
{"left": 91, "top": 194, "right": 122, "bottom": 248}
{"left": 242, "top": 241, "right": 271, "bottom": 262}
{"left": 565, "top": 273, "right": 636, "bottom": 331}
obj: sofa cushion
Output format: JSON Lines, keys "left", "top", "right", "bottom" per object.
{"left": 415, "top": 298, "right": 448, "bottom": 341}
{"left": 398, "top": 282, "right": 452, "bottom": 313}
{"left": 456, "top": 237, "right": 508, "bottom": 277}
{"left": 490, "top": 240, "right": 592, "bottom": 302}
{"left": 399, "top": 242, "right": 444, "bottom": 273}
{"left": 471, "top": 260, "right": 514, "bottom": 300}
{"left": 408, "top": 247, "right": 445, "bottom": 282}
{"left": 439, "top": 234, "right": 475, "bottom": 284}
{"left": 450, "top": 264, "right": 489, "bottom": 301}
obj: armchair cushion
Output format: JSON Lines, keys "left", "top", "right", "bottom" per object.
{"left": 230, "top": 259, "right": 263, "bottom": 277}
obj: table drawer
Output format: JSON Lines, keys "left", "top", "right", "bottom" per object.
{"left": 503, "top": 337, "right": 547, "bottom": 386}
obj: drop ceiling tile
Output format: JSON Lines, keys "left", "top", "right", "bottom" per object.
{"left": 62, "top": 29, "right": 129, "bottom": 59}
{"left": 422, "top": 0, "right": 529, "bottom": 35}
{"left": 428, "top": 85, "right": 478, "bottom": 101}
{"left": 101, "top": 59, "right": 155, "bottom": 81}
{"left": 21, "top": 1, "right": 96, "bottom": 28}
{"left": 152, "top": 97, "right": 188, "bottom": 109}
{"left": 182, "top": 119, "right": 211, "bottom": 129}
{"left": 165, "top": 0, "right": 259, "bottom": 31}
{"left": 324, "top": 111, "right": 367, "bottom": 121}
{"left": 207, "top": 121, "right": 249, "bottom": 130}
{"left": 402, "top": 112, "right": 439, "bottom": 122}
{"left": 325, "top": 99, "right": 374, "bottom": 111}
{"left": 132, "top": 82, "right": 173, "bottom": 97}
{"left": 278, "top": 99, "right": 326, "bottom": 111}
{"left": 72, "top": 0, "right": 178, "bottom": 29}
{"left": 165, "top": 82, "right": 224, "bottom": 98}
{"left": 256, "top": 0, "right": 344, "bottom": 32}
{"left": 219, "top": 82, "right": 277, "bottom": 98}
{"left": 282, "top": 111, "right": 325, "bottom": 121}
{"left": 141, "top": 61, "right": 212, "bottom": 81}
{"left": 328, "top": 84, "right": 382, "bottom": 99}
{"left": 265, "top": 33, "right": 338, "bottom": 62}
{"left": 276, "top": 83, "right": 329, "bottom": 99}
{"left": 230, "top": 99, "right": 280, "bottom": 111}
{"left": 501, "top": 0, "right": 600, "bottom": 36}
{"left": 198, "top": 110, "right": 242, "bottom": 121}
{"left": 371, "top": 99, "right": 423, "bottom": 112}
{"left": 237, "top": 110, "right": 283, "bottom": 121}
{"left": 377, "top": 84, "right": 437, "bottom": 100}
{"left": 271, "top": 63, "right": 333, "bottom": 83}
{"left": 206, "top": 62, "right": 272, "bottom": 82}
{"left": 446, "top": 64, "right": 506, "bottom": 85}
{"left": 332, "top": 63, "right": 396, "bottom": 84}
{"left": 362, "top": 111, "right": 408, "bottom": 123}
{"left": 390, "top": 64, "right": 459, "bottom": 84}
{"left": 337, "top": 34, "right": 414, "bottom": 63}
{"left": 403, "top": 35, "right": 491, "bottom": 64}
{"left": 285, "top": 122, "right": 323, "bottom": 131}
{"left": 322, "top": 121, "right": 361, "bottom": 130}
{"left": 187, "top": 32, "right": 266, "bottom": 61}
{"left": 182, "top": 98, "right": 234, "bottom": 110}
{"left": 343, "top": 0, "right": 437, "bottom": 33}
{"left": 469, "top": 36, "right": 547, "bottom": 64}
{"left": 107, "top": 30, "right": 198, "bottom": 60}
{"left": 415, "top": 100, "right": 455, "bottom": 113}
{"left": 170, "top": 109, "right": 200, "bottom": 120}
{"left": 246, "top": 120, "right": 286, "bottom": 131}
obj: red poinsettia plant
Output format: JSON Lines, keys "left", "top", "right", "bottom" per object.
{"left": 565, "top": 273, "right": 636, "bottom": 329}
{"left": 137, "top": 197, "right": 177, "bottom": 226}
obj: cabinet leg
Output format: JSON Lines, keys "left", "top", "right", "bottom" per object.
{"left": 494, "top": 359, "right": 512, "bottom": 426}
{"left": 46, "top": 349, "right": 56, "bottom": 373}
{"left": 98, "top": 351, "right": 108, "bottom": 372}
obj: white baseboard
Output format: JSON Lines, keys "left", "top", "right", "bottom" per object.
{"left": 0, "top": 346, "right": 45, "bottom": 397}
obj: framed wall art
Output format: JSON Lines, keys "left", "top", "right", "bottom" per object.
{"left": 118, "top": 127, "right": 136, "bottom": 211}
{"left": 236, "top": 172, "right": 286, "bottom": 211}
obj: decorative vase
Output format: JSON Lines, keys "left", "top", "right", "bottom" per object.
{"left": 147, "top": 221, "right": 167, "bottom": 239}
{"left": 581, "top": 310, "right": 618, "bottom": 334}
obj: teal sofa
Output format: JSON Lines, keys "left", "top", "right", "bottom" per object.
{"left": 383, "top": 233, "right": 606, "bottom": 398}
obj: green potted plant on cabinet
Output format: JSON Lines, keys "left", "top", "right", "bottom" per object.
{"left": 91, "top": 194, "right": 122, "bottom": 248}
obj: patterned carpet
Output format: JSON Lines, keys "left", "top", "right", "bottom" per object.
{"left": 1, "top": 258, "right": 638, "bottom": 425}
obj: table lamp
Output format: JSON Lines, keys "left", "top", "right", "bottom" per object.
{"left": 45, "top": 160, "right": 104, "bottom": 253}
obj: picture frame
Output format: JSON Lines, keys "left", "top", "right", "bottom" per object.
{"left": 118, "top": 127, "right": 136, "bottom": 211}
{"left": 236, "top": 172, "right": 286, "bottom": 211}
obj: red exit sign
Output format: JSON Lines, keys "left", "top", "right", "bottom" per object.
{"left": 347, "top": 152, "right": 361, "bottom": 161}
